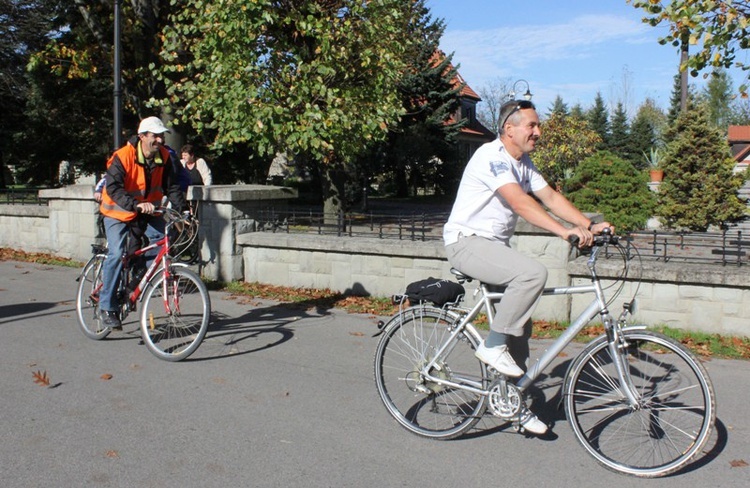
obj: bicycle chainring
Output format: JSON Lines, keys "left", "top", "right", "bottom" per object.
{"left": 488, "top": 378, "right": 522, "bottom": 419}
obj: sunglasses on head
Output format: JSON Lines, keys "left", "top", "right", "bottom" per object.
{"left": 500, "top": 100, "right": 536, "bottom": 128}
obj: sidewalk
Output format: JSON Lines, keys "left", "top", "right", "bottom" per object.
{"left": 1, "top": 260, "right": 749, "bottom": 487}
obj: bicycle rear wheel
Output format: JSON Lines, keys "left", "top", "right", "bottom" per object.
{"left": 140, "top": 267, "right": 210, "bottom": 361}
{"left": 75, "top": 254, "right": 110, "bottom": 340}
{"left": 374, "top": 306, "right": 488, "bottom": 439}
{"left": 564, "top": 329, "right": 715, "bottom": 477}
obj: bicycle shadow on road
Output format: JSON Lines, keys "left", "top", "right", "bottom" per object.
{"left": 186, "top": 293, "right": 347, "bottom": 361}
{"left": 0, "top": 302, "right": 61, "bottom": 326}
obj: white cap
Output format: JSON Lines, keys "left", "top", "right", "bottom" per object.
{"left": 137, "top": 116, "right": 170, "bottom": 134}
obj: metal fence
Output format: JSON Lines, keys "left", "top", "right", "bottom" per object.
{"left": 625, "top": 229, "right": 749, "bottom": 267}
{"left": 255, "top": 208, "right": 749, "bottom": 266}
{"left": 0, "top": 188, "right": 49, "bottom": 205}
{"left": 255, "top": 207, "right": 450, "bottom": 242}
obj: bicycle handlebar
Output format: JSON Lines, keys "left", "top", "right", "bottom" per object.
{"left": 568, "top": 227, "right": 619, "bottom": 250}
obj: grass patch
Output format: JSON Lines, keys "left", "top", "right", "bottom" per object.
{"left": 650, "top": 325, "right": 750, "bottom": 360}
{"left": 530, "top": 320, "right": 750, "bottom": 360}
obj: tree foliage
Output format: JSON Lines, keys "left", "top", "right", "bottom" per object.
{"left": 547, "top": 95, "right": 569, "bottom": 118}
{"left": 585, "top": 92, "right": 609, "bottom": 150}
{"left": 533, "top": 112, "right": 601, "bottom": 188}
{"left": 701, "top": 68, "right": 735, "bottom": 128}
{"left": 566, "top": 151, "right": 655, "bottom": 232}
{"left": 657, "top": 101, "right": 747, "bottom": 231}
{"left": 157, "top": 0, "right": 419, "bottom": 217}
{"left": 8, "top": 0, "right": 180, "bottom": 183}
{"left": 629, "top": 0, "right": 750, "bottom": 95}
{"left": 607, "top": 102, "right": 630, "bottom": 159}
{"left": 627, "top": 98, "right": 666, "bottom": 170}
{"left": 363, "top": 4, "right": 463, "bottom": 200}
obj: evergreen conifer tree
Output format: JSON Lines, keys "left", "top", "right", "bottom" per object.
{"left": 570, "top": 104, "right": 584, "bottom": 119}
{"left": 607, "top": 102, "right": 630, "bottom": 160}
{"left": 658, "top": 101, "right": 747, "bottom": 231}
{"left": 626, "top": 99, "right": 664, "bottom": 170}
{"left": 702, "top": 69, "right": 734, "bottom": 129}
{"left": 547, "top": 95, "right": 569, "bottom": 117}
{"left": 586, "top": 92, "right": 610, "bottom": 150}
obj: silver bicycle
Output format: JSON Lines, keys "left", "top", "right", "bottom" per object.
{"left": 373, "top": 231, "right": 715, "bottom": 477}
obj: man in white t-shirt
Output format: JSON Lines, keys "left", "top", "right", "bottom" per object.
{"left": 444, "top": 100, "right": 612, "bottom": 435}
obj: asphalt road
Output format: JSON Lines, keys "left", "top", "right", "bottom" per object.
{"left": 1, "top": 260, "right": 749, "bottom": 487}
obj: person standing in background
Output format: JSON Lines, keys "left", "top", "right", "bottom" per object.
{"left": 180, "top": 144, "right": 212, "bottom": 186}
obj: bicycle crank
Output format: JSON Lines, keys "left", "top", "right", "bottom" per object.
{"left": 487, "top": 378, "right": 521, "bottom": 419}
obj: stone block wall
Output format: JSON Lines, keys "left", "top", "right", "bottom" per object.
{"left": 238, "top": 224, "right": 574, "bottom": 321}
{"left": 568, "top": 258, "right": 750, "bottom": 337}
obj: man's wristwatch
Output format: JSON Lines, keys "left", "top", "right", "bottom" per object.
{"left": 587, "top": 222, "right": 595, "bottom": 231}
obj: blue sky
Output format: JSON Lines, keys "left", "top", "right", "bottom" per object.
{"left": 426, "top": 0, "right": 747, "bottom": 116}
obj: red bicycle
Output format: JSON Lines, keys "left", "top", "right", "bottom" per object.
{"left": 75, "top": 207, "right": 210, "bottom": 361}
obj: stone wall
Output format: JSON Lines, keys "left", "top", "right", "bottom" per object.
{"left": 239, "top": 224, "right": 750, "bottom": 337}
{"left": 568, "top": 258, "right": 750, "bottom": 337}
{"left": 1, "top": 184, "right": 296, "bottom": 283}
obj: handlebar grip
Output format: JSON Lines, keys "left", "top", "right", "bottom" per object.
{"left": 568, "top": 235, "right": 580, "bottom": 247}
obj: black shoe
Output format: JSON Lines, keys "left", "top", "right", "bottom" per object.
{"left": 102, "top": 311, "right": 122, "bottom": 331}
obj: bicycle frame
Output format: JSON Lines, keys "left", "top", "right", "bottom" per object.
{"left": 122, "top": 209, "right": 192, "bottom": 317}
{"left": 126, "top": 234, "right": 170, "bottom": 302}
{"left": 419, "top": 245, "right": 641, "bottom": 406}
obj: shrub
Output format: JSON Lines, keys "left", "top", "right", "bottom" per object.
{"left": 566, "top": 151, "right": 655, "bottom": 231}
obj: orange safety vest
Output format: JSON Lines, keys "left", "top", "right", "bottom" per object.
{"left": 99, "top": 142, "right": 169, "bottom": 222}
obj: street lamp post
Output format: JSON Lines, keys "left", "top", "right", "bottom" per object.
{"left": 113, "top": 0, "right": 122, "bottom": 151}
{"left": 507, "top": 79, "right": 533, "bottom": 101}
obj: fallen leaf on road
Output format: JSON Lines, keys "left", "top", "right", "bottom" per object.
{"left": 32, "top": 370, "right": 50, "bottom": 387}
{"left": 730, "top": 459, "right": 748, "bottom": 468}
{"left": 100, "top": 373, "right": 113, "bottom": 380}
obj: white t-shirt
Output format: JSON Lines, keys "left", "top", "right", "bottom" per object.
{"left": 443, "top": 139, "right": 549, "bottom": 246}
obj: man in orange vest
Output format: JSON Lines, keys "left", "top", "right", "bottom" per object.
{"left": 98, "top": 116, "right": 188, "bottom": 330}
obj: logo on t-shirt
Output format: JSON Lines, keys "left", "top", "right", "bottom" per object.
{"left": 489, "top": 160, "right": 510, "bottom": 177}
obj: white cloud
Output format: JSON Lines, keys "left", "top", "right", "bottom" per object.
{"left": 441, "top": 14, "right": 649, "bottom": 78}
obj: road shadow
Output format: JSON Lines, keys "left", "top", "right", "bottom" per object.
{"left": 0, "top": 302, "right": 68, "bottom": 326}
{"left": 186, "top": 292, "right": 348, "bottom": 361}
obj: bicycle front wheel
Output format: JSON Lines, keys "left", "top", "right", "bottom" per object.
{"left": 140, "top": 267, "right": 210, "bottom": 361}
{"left": 75, "top": 254, "right": 110, "bottom": 340}
{"left": 374, "top": 306, "right": 488, "bottom": 440}
{"left": 564, "top": 329, "right": 715, "bottom": 477}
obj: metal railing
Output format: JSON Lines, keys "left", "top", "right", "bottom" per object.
{"left": 255, "top": 207, "right": 448, "bottom": 241}
{"left": 625, "top": 230, "right": 748, "bottom": 267}
{"left": 255, "top": 208, "right": 749, "bottom": 266}
{"left": 0, "top": 188, "right": 49, "bottom": 205}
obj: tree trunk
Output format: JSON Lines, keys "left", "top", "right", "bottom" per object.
{"left": 321, "top": 160, "right": 346, "bottom": 230}
{"left": 680, "top": 30, "right": 689, "bottom": 112}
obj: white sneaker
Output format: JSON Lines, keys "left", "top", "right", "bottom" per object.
{"left": 519, "top": 407, "right": 548, "bottom": 435}
{"left": 474, "top": 341, "right": 523, "bottom": 377}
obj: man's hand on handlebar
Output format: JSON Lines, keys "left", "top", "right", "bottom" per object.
{"left": 136, "top": 202, "right": 156, "bottom": 215}
{"left": 564, "top": 221, "right": 614, "bottom": 248}
{"left": 589, "top": 221, "right": 614, "bottom": 235}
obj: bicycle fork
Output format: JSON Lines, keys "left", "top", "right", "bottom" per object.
{"left": 604, "top": 306, "right": 644, "bottom": 409}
